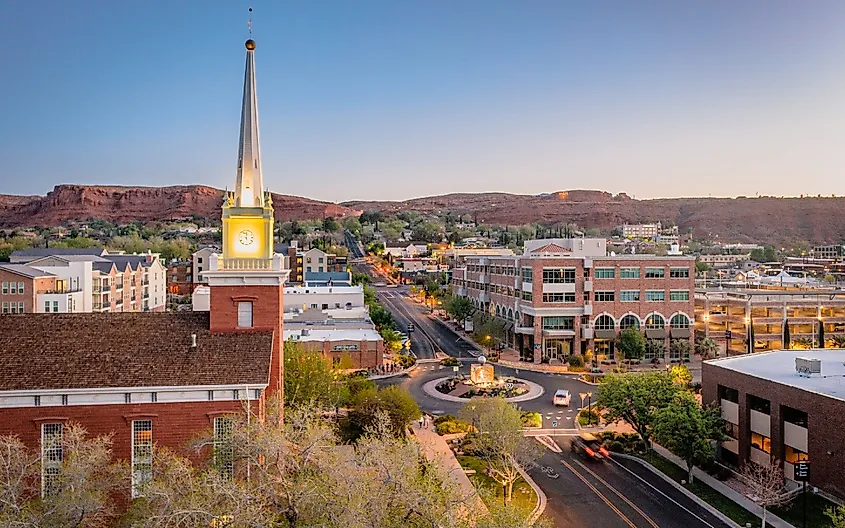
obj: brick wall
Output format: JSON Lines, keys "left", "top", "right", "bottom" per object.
{"left": 702, "top": 362, "right": 845, "bottom": 498}
{"left": 0, "top": 271, "right": 57, "bottom": 313}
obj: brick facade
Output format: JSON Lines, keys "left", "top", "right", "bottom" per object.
{"left": 298, "top": 338, "right": 384, "bottom": 369}
{"left": 0, "top": 270, "right": 57, "bottom": 313}
{"left": 702, "top": 362, "right": 845, "bottom": 498}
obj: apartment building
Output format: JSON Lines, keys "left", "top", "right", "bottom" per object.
{"left": 695, "top": 289, "right": 845, "bottom": 355}
{"left": 168, "top": 261, "right": 194, "bottom": 295}
{"left": 431, "top": 246, "right": 515, "bottom": 267}
{"left": 810, "top": 244, "right": 845, "bottom": 260}
{"left": 698, "top": 253, "right": 752, "bottom": 269}
{"left": 0, "top": 264, "right": 66, "bottom": 313}
{"left": 452, "top": 238, "right": 695, "bottom": 363}
{"left": 703, "top": 350, "right": 845, "bottom": 498}
{"left": 620, "top": 222, "right": 661, "bottom": 239}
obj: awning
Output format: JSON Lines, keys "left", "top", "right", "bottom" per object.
{"left": 594, "top": 329, "right": 617, "bottom": 340}
{"left": 645, "top": 329, "right": 667, "bottom": 339}
{"left": 671, "top": 328, "right": 691, "bottom": 339}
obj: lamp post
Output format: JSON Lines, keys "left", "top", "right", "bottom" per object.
{"left": 586, "top": 391, "right": 593, "bottom": 426}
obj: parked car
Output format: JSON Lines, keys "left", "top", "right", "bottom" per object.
{"left": 571, "top": 432, "right": 610, "bottom": 460}
{"left": 553, "top": 389, "right": 571, "bottom": 406}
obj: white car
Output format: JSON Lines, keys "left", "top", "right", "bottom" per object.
{"left": 553, "top": 389, "right": 571, "bottom": 407}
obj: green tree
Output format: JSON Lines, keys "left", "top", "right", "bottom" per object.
{"left": 617, "top": 327, "right": 646, "bottom": 359}
{"left": 350, "top": 386, "right": 421, "bottom": 438}
{"left": 750, "top": 245, "right": 778, "bottom": 263}
{"left": 695, "top": 337, "right": 719, "bottom": 359}
{"left": 322, "top": 217, "right": 340, "bottom": 233}
{"left": 341, "top": 216, "right": 362, "bottom": 235}
{"left": 380, "top": 327, "right": 404, "bottom": 353}
{"left": 653, "top": 393, "right": 725, "bottom": 483}
{"left": 596, "top": 372, "right": 683, "bottom": 450}
{"left": 283, "top": 342, "right": 345, "bottom": 409}
{"left": 826, "top": 505, "right": 845, "bottom": 528}
{"left": 411, "top": 221, "right": 442, "bottom": 243}
{"left": 669, "top": 364, "right": 693, "bottom": 387}
{"left": 695, "top": 260, "right": 712, "bottom": 274}
{"left": 444, "top": 295, "right": 474, "bottom": 323}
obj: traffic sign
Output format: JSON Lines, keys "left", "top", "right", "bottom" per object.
{"left": 552, "top": 421, "right": 558, "bottom": 428}
{"left": 506, "top": 382, "right": 514, "bottom": 389}
{"left": 725, "top": 329, "right": 733, "bottom": 340}
{"left": 452, "top": 366, "right": 459, "bottom": 372}
{"left": 794, "top": 461, "right": 810, "bottom": 481}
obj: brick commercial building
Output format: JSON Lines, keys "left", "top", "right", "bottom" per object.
{"left": 452, "top": 238, "right": 695, "bottom": 363}
{"left": 703, "top": 350, "right": 845, "bottom": 498}
{"left": 0, "top": 38, "right": 289, "bottom": 498}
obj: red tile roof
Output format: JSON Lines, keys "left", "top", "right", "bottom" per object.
{"left": 532, "top": 243, "right": 571, "bottom": 254}
{"left": 0, "top": 312, "right": 273, "bottom": 391}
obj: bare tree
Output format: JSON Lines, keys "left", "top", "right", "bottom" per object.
{"left": 741, "top": 460, "right": 793, "bottom": 528}
{"left": 0, "top": 423, "right": 125, "bottom": 528}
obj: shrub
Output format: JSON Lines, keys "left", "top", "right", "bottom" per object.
{"left": 520, "top": 412, "right": 542, "bottom": 428}
{"left": 394, "top": 354, "right": 417, "bottom": 369}
{"left": 434, "top": 414, "right": 458, "bottom": 425}
{"left": 440, "top": 357, "right": 460, "bottom": 367}
{"left": 567, "top": 355, "right": 585, "bottom": 368}
{"left": 577, "top": 408, "right": 600, "bottom": 426}
{"left": 435, "top": 419, "right": 471, "bottom": 435}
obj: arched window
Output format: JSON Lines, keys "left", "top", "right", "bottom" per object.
{"left": 495, "top": 305, "right": 501, "bottom": 317}
{"left": 594, "top": 314, "right": 615, "bottom": 330}
{"left": 670, "top": 313, "right": 691, "bottom": 329}
{"left": 620, "top": 314, "right": 640, "bottom": 329}
{"left": 507, "top": 308, "right": 514, "bottom": 321}
{"left": 645, "top": 313, "right": 666, "bottom": 330}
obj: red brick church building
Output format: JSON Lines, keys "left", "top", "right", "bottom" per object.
{"left": 0, "top": 38, "right": 288, "bottom": 497}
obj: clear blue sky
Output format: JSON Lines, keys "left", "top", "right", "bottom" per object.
{"left": 2, "top": 1, "right": 844, "bottom": 202}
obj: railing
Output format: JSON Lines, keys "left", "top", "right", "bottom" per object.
{"left": 143, "top": 292, "right": 149, "bottom": 299}
{"left": 220, "top": 258, "right": 274, "bottom": 271}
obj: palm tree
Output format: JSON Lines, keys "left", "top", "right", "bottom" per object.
{"left": 831, "top": 334, "right": 845, "bottom": 349}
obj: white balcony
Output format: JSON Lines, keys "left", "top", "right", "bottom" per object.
{"left": 784, "top": 422, "right": 808, "bottom": 452}
{"left": 750, "top": 410, "right": 771, "bottom": 437}
{"left": 583, "top": 280, "right": 593, "bottom": 292}
{"left": 721, "top": 399, "right": 739, "bottom": 424}
{"left": 721, "top": 437, "right": 739, "bottom": 454}
{"left": 582, "top": 304, "right": 593, "bottom": 316}
{"left": 749, "top": 446, "right": 770, "bottom": 466}
{"left": 581, "top": 326, "right": 594, "bottom": 339}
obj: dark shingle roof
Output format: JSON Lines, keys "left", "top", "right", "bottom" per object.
{"left": 0, "top": 264, "right": 55, "bottom": 279}
{"left": 92, "top": 261, "right": 117, "bottom": 273}
{"left": 104, "top": 255, "right": 154, "bottom": 268}
{"left": 0, "top": 312, "right": 273, "bottom": 391}
{"left": 10, "top": 248, "right": 107, "bottom": 261}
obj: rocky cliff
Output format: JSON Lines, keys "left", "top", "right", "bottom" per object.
{"left": 0, "top": 185, "right": 359, "bottom": 228}
{"left": 344, "top": 191, "right": 845, "bottom": 245}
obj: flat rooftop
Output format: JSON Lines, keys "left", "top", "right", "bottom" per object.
{"left": 707, "top": 349, "right": 845, "bottom": 401}
{"left": 284, "top": 328, "right": 382, "bottom": 342}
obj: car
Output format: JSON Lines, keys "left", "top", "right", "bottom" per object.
{"left": 553, "top": 389, "right": 571, "bottom": 406}
{"left": 571, "top": 432, "right": 610, "bottom": 460}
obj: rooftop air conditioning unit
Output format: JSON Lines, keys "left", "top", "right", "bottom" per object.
{"left": 795, "top": 357, "right": 821, "bottom": 377}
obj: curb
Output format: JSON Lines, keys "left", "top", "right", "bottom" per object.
{"left": 517, "top": 464, "right": 547, "bottom": 526}
{"left": 613, "top": 453, "right": 743, "bottom": 528}
{"left": 421, "top": 377, "right": 545, "bottom": 403}
{"left": 367, "top": 365, "right": 416, "bottom": 380}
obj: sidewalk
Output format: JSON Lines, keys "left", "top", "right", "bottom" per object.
{"left": 411, "top": 422, "right": 488, "bottom": 516}
{"left": 652, "top": 443, "right": 793, "bottom": 528}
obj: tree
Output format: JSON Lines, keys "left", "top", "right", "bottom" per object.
{"left": 411, "top": 221, "right": 442, "bottom": 243}
{"left": 380, "top": 327, "right": 404, "bottom": 353}
{"left": 653, "top": 393, "right": 726, "bottom": 483}
{"left": 826, "top": 505, "right": 845, "bottom": 528}
{"left": 444, "top": 295, "right": 474, "bottom": 323}
{"left": 750, "top": 245, "right": 778, "bottom": 264}
{"left": 695, "top": 337, "right": 719, "bottom": 359}
{"left": 617, "top": 327, "right": 646, "bottom": 360}
{"left": 695, "top": 260, "right": 711, "bottom": 274}
{"left": 783, "top": 319, "right": 791, "bottom": 349}
{"left": 349, "top": 386, "right": 421, "bottom": 438}
{"left": 741, "top": 460, "right": 792, "bottom": 528}
{"left": 671, "top": 339, "right": 692, "bottom": 361}
{"left": 322, "top": 217, "right": 340, "bottom": 233}
{"left": 284, "top": 341, "right": 347, "bottom": 410}
{"left": 645, "top": 339, "right": 665, "bottom": 361}
{"left": 669, "top": 364, "right": 693, "bottom": 387}
{"left": 596, "top": 372, "right": 683, "bottom": 450}
{"left": 459, "top": 398, "right": 542, "bottom": 503}
{"left": 0, "top": 423, "right": 125, "bottom": 528}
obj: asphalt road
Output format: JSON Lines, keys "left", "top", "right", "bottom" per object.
{"left": 531, "top": 441, "right": 733, "bottom": 528}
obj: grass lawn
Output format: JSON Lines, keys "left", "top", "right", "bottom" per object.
{"left": 772, "top": 491, "right": 839, "bottom": 528}
{"left": 456, "top": 455, "right": 537, "bottom": 515}
{"left": 638, "top": 452, "right": 762, "bottom": 528}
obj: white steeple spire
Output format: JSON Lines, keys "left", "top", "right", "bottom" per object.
{"left": 234, "top": 38, "right": 264, "bottom": 208}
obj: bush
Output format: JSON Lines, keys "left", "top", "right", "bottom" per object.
{"left": 439, "top": 357, "right": 460, "bottom": 367}
{"left": 567, "top": 355, "right": 585, "bottom": 368}
{"left": 435, "top": 419, "right": 471, "bottom": 435}
{"left": 600, "top": 431, "right": 646, "bottom": 454}
{"left": 394, "top": 354, "right": 417, "bottom": 369}
{"left": 520, "top": 412, "right": 542, "bottom": 428}
{"left": 434, "top": 414, "right": 458, "bottom": 425}
{"left": 577, "top": 408, "right": 600, "bottom": 426}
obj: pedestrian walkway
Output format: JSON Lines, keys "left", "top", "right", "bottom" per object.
{"left": 411, "top": 421, "right": 488, "bottom": 516}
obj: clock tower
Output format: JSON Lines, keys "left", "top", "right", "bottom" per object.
{"left": 203, "top": 38, "right": 288, "bottom": 403}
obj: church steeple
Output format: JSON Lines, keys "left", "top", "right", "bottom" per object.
{"left": 234, "top": 39, "right": 264, "bottom": 208}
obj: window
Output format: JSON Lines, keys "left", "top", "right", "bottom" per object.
{"left": 594, "top": 291, "right": 615, "bottom": 302}
{"left": 594, "top": 314, "right": 615, "bottom": 330}
{"left": 0, "top": 282, "right": 7, "bottom": 294}
{"left": 2, "top": 302, "right": 8, "bottom": 313}
{"left": 52, "top": 301, "right": 59, "bottom": 312}
{"left": 750, "top": 432, "right": 771, "bottom": 454}
{"left": 318, "top": 257, "right": 324, "bottom": 263}
{"left": 521, "top": 290, "right": 533, "bottom": 301}
{"left": 725, "top": 422, "right": 739, "bottom": 439}
{"left": 521, "top": 267, "right": 533, "bottom": 283}
{"left": 542, "top": 268, "right": 576, "bottom": 284}
{"left": 619, "top": 314, "right": 640, "bottom": 329}
{"left": 306, "top": 266, "right": 312, "bottom": 273}
{"left": 197, "top": 257, "right": 203, "bottom": 264}
{"left": 237, "top": 301, "right": 253, "bottom": 328}
{"left": 670, "top": 313, "right": 691, "bottom": 329}
{"left": 542, "top": 292, "right": 575, "bottom": 303}
{"left": 9, "top": 282, "right": 17, "bottom": 294}
{"left": 645, "top": 267, "right": 665, "bottom": 278}
{"left": 782, "top": 406, "right": 808, "bottom": 427}
{"left": 10, "top": 302, "right": 18, "bottom": 313}
{"left": 784, "top": 446, "right": 808, "bottom": 464}
{"left": 620, "top": 267, "right": 640, "bottom": 279}
{"left": 213, "top": 417, "right": 234, "bottom": 479}
{"left": 594, "top": 268, "right": 615, "bottom": 279}
{"left": 44, "top": 301, "right": 50, "bottom": 312}
{"left": 645, "top": 313, "right": 665, "bottom": 329}
{"left": 670, "top": 267, "right": 690, "bottom": 278}
{"left": 718, "top": 385, "right": 739, "bottom": 403}
{"left": 669, "top": 290, "right": 690, "bottom": 301}
{"left": 749, "top": 395, "right": 771, "bottom": 414}
{"left": 542, "top": 316, "right": 574, "bottom": 330}
{"left": 41, "top": 423, "right": 63, "bottom": 497}
{"left": 620, "top": 290, "right": 640, "bottom": 302}
{"left": 132, "top": 420, "right": 153, "bottom": 497}
{"left": 645, "top": 290, "right": 665, "bottom": 302}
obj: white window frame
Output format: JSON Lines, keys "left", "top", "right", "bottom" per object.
{"left": 18, "top": 302, "right": 25, "bottom": 313}
{"left": 131, "top": 420, "right": 153, "bottom": 497}
{"left": 594, "top": 268, "right": 615, "bottom": 279}
{"left": 237, "top": 301, "right": 253, "bottom": 328}
{"left": 620, "top": 290, "right": 640, "bottom": 302}
{"left": 17, "top": 282, "right": 24, "bottom": 295}
{"left": 645, "top": 290, "right": 665, "bottom": 302}
{"left": 620, "top": 267, "right": 641, "bottom": 279}
{"left": 670, "top": 290, "right": 690, "bottom": 301}
{"left": 1, "top": 302, "right": 8, "bottom": 313}
{"left": 1, "top": 282, "right": 7, "bottom": 294}
{"left": 41, "top": 423, "right": 63, "bottom": 497}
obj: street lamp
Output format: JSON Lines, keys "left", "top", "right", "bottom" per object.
{"left": 586, "top": 391, "right": 593, "bottom": 426}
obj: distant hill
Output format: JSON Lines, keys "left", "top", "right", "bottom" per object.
{"left": 343, "top": 190, "right": 845, "bottom": 246}
{"left": 0, "top": 185, "right": 360, "bottom": 228}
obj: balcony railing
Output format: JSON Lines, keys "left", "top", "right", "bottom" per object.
{"left": 220, "top": 258, "right": 274, "bottom": 271}
{"left": 143, "top": 292, "right": 149, "bottom": 299}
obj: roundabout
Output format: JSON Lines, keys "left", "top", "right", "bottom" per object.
{"left": 422, "top": 355, "right": 546, "bottom": 403}
{"left": 422, "top": 376, "right": 545, "bottom": 403}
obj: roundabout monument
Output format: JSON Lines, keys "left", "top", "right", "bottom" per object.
{"left": 423, "top": 356, "right": 545, "bottom": 403}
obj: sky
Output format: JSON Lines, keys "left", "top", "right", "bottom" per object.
{"left": 1, "top": 1, "right": 845, "bottom": 202}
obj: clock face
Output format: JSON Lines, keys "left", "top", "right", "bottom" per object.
{"left": 238, "top": 229, "right": 255, "bottom": 246}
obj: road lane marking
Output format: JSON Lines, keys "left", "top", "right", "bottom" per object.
{"left": 560, "top": 459, "right": 637, "bottom": 528}
{"left": 609, "top": 458, "right": 718, "bottom": 528}
{"left": 575, "top": 460, "right": 659, "bottom": 528}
